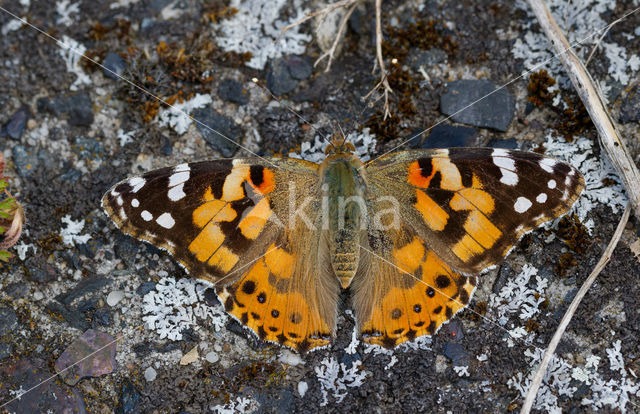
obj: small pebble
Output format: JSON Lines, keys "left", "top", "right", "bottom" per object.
{"left": 107, "top": 290, "right": 125, "bottom": 307}
{"left": 144, "top": 367, "right": 157, "bottom": 382}
{"left": 205, "top": 351, "right": 219, "bottom": 363}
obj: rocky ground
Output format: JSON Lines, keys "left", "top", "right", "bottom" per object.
{"left": 1, "top": 0, "right": 640, "bottom": 412}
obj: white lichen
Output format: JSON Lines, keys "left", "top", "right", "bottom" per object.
{"left": 543, "top": 134, "right": 627, "bottom": 231}
{"left": 211, "top": 396, "right": 257, "bottom": 414}
{"left": 117, "top": 129, "right": 135, "bottom": 147}
{"left": 142, "top": 277, "right": 227, "bottom": 341}
{"left": 509, "top": 342, "right": 640, "bottom": 413}
{"left": 289, "top": 128, "right": 378, "bottom": 163}
{"left": 454, "top": 365, "right": 470, "bottom": 377}
{"left": 315, "top": 356, "right": 368, "bottom": 406}
{"left": 490, "top": 264, "right": 547, "bottom": 324}
{"left": 58, "top": 35, "right": 91, "bottom": 91}
{"left": 213, "top": 0, "right": 311, "bottom": 70}
{"left": 512, "top": 0, "right": 639, "bottom": 101}
{"left": 157, "top": 93, "right": 212, "bottom": 135}
{"left": 2, "top": 18, "right": 24, "bottom": 36}
{"left": 55, "top": 0, "right": 80, "bottom": 26}
{"left": 60, "top": 215, "right": 91, "bottom": 246}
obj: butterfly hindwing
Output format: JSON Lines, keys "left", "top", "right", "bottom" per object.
{"left": 352, "top": 225, "right": 476, "bottom": 348}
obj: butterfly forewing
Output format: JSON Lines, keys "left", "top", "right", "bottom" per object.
{"left": 365, "top": 148, "right": 585, "bottom": 275}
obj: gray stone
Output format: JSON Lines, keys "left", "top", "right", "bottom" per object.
{"left": 192, "top": 107, "right": 243, "bottom": 157}
{"left": 440, "top": 79, "right": 515, "bottom": 131}
{"left": 266, "top": 58, "right": 298, "bottom": 96}
{"left": 420, "top": 124, "right": 477, "bottom": 148}
{"left": 54, "top": 329, "right": 117, "bottom": 385}
{"left": 218, "top": 79, "right": 249, "bottom": 105}
{"left": 3, "top": 105, "right": 30, "bottom": 141}
{"left": 0, "top": 307, "right": 18, "bottom": 336}
{"left": 103, "top": 52, "right": 126, "bottom": 80}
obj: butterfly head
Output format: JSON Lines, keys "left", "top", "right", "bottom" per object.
{"left": 325, "top": 132, "right": 355, "bottom": 156}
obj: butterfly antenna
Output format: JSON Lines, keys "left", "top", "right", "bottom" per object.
{"left": 336, "top": 122, "right": 348, "bottom": 145}
{"left": 251, "top": 78, "right": 326, "bottom": 142}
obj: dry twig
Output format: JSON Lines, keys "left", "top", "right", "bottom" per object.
{"left": 520, "top": 204, "right": 631, "bottom": 413}
{"left": 281, "top": 0, "right": 394, "bottom": 118}
{"left": 526, "top": 0, "right": 640, "bottom": 219}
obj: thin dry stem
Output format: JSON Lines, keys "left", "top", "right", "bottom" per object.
{"left": 585, "top": 13, "right": 626, "bottom": 66}
{"left": 315, "top": 1, "right": 358, "bottom": 71}
{"left": 526, "top": 0, "right": 640, "bottom": 220}
{"left": 369, "top": 0, "right": 392, "bottom": 119}
{"left": 520, "top": 204, "right": 631, "bottom": 413}
{"left": 279, "top": 0, "right": 358, "bottom": 38}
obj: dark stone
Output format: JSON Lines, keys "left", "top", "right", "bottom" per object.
{"left": 77, "top": 238, "right": 103, "bottom": 259}
{"left": 114, "top": 234, "right": 140, "bottom": 267}
{"left": 73, "top": 136, "right": 104, "bottom": 162}
{"left": 492, "top": 263, "right": 513, "bottom": 295}
{"left": 77, "top": 298, "right": 98, "bottom": 312}
{"left": 620, "top": 84, "right": 640, "bottom": 123}
{"left": 441, "top": 341, "right": 467, "bottom": 363}
{"left": 440, "top": 80, "right": 515, "bottom": 131}
{"left": 218, "top": 79, "right": 249, "bottom": 105}
{"left": 487, "top": 138, "right": 519, "bottom": 149}
{"left": 191, "top": 107, "right": 243, "bottom": 157}
{"left": 442, "top": 320, "right": 464, "bottom": 341}
{"left": 54, "top": 329, "right": 117, "bottom": 385}
{"left": 285, "top": 55, "right": 312, "bottom": 80}
{"left": 0, "top": 342, "right": 13, "bottom": 359}
{"left": 407, "top": 48, "right": 447, "bottom": 70}
{"left": 116, "top": 379, "right": 141, "bottom": 414}
{"left": 103, "top": 52, "right": 127, "bottom": 80}
{"left": 0, "top": 359, "right": 86, "bottom": 413}
{"left": 92, "top": 308, "right": 111, "bottom": 327}
{"left": 160, "top": 136, "right": 173, "bottom": 156}
{"left": 4, "top": 282, "right": 28, "bottom": 299}
{"left": 66, "top": 93, "right": 95, "bottom": 126}
{"left": 420, "top": 125, "right": 477, "bottom": 148}
{"left": 0, "top": 307, "right": 19, "bottom": 336}
{"left": 340, "top": 351, "right": 362, "bottom": 369}
{"left": 266, "top": 58, "right": 298, "bottom": 96}
{"left": 12, "top": 145, "right": 39, "bottom": 178}
{"left": 136, "top": 282, "right": 156, "bottom": 296}
{"left": 56, "top": 276, "right": 112, "bottom": 306}
{"left": 24, "top": 257, "right": 58, "bottom": 283}
{"left": 37, "top": 93, "right": 94, "bottom": 127}
{"left": 46, "top": 301, "right": 89, "bottom": 331}
{"left": 2, "top": 105, "right": 30, "bottom": 141}
{"left": 203, "top": 287, "right": 220, "bottom": 306}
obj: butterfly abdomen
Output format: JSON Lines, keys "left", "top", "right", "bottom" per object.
{"left": 321, "top": 155, "right": 367, "bottom": 289}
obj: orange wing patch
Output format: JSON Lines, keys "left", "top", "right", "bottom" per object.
{"left": 218, "top": 244, "right": 332, "bottom": 352}
{"left": 360, "top": 237, "right": 476, "bottom": 348}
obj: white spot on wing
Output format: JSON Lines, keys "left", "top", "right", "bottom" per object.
{"left": 129, "top": 177, "right": 146, "bottom": 193}
{"left": 110, "top": 188, "right": 120, "bottom": 197}
{"left": 169, "top": 171, "right": 190, "bottom": 186}
{"left": 514, "top": 197, "right": 532, "bottom": 213}
{"left": 141, "top": 210, "right": 153, "bottom": 221}
{"left": 547, "top": 179, "right": 557, "bottom": 189}
{"left": 168, "top": 184, "right": 186, "bottom": 201}
{"left": 492, "top": 149, "right": 518, "bottom": 186}
{"left": 175, "top": 163, "right": 190, "bottom": 172}
{"left": 131, "top": 198, "right": 139, "bottom": 208}
{"left": 116, "top": 196, "right": 123, "bottom": 206}
{"left": 565, "top": 175, "right": 572, "bottom": 186}
{"left": 539, "top": 158, "right": 556, "bottom": 173}
{"left": 156, "top": 212, "right": 175, "bottom": 229}
{"left": 119, "top": 208, "right": 127, "bottom": 220}
{"left": 536, "top": 193, "right": 547, "bottom": 203}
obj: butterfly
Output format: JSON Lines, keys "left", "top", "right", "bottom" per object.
{"left": 102, "top": 136, "right": 584, "bottom": 352}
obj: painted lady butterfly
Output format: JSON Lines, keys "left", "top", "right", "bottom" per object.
{"left": 102, "top": 136, "right": 584, "bottom": 352}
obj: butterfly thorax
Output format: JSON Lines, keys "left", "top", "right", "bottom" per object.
{"left": 320, "top": 151, "right": 367, "bottom": 289}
